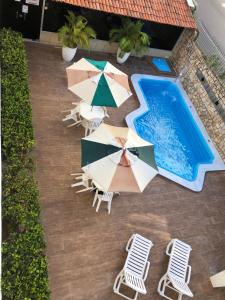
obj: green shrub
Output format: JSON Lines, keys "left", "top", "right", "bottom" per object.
{"left": 2, "top": 159, "right": 40, "bottom": 233}
{"left": 109, "top": 17, "right": 150, "bottom": 56}
{"left": 2, "top": 228, "right": 49, "bottom": 300}
{"left": 1, "top": 28, "right": 50, "bottom": 300}
{"left": 2, "top": 159, "right": 50, "bottom": 299}
{"left": 0, "top": 28, "right": 34, "bottom": 159}
{"left": 58, "top": 10, "right": 96, "bottom": 48}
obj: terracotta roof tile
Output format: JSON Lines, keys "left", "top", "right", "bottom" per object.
{"left": 55, "top": 0, "right": 196, "bottom": 28}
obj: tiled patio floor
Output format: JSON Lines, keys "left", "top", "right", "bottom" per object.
{"left": 26, "top": 42, "right": 225, "bottom": 300}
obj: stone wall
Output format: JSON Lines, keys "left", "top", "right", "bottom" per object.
{"left": 171, "top": 29, "right": 225, "bottom": 161}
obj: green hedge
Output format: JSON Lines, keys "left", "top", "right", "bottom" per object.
{"left": 1, "top": 28, "right": 50, "bottom": 300}
{"left": 0, "top": 28, "right": 34, "bottom": 159}
{"left": 2, "top": 159, "right": 40, "bottom": 231}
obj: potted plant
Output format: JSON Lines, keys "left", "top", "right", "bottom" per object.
{"left": 58, "top": 11, "right": 96, "bottom": 62}
{"left": 109, "top": 18, "right": 150, "bottom": 64}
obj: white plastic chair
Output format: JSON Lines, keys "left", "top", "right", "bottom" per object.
{"left": 113, "top": 234, "right": 153, "bottom": 300}
{"left": 92, "top": 190, "right": 113, "bottom": 214}
{"left": 62, "top": 106, "right": 81, "bottom": 127}
{"left": 158, "top": 239, "right": 193, "bottom": 300}
{"left": 70, "top": 173, "right": 93, "bottom": 193}
{"left": 82, "top": 118, "right": 103, "bottom": 136}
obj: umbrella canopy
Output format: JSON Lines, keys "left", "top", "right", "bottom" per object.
{"left": 81, "top": 124, "right": 158, "bottom": 192}
{"left": 66, "top": 58, "right": 132, "bottom": 107}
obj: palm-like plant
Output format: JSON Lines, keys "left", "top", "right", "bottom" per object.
{"left": 58, "top": 11, "right": 96, "bottom": 49}
{"left": 110, "top": 18, "right": 150, "bottom": 57}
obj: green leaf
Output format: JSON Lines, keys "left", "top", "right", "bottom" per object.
{"left": 109, "top": 17, "right": 150, "bottom": 55}
{"left": 58, "top": 11, "right": 96, "bottom": 49}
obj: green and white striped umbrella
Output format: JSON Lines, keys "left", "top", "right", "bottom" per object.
{"left": 66, "top": 58, "right": 132, "bottom": 107}
{"left": 81, "top": 124, "right": 158, "bottom": 192}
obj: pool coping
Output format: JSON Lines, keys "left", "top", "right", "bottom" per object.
{"left": 126, "top": 74, "right": 225, "bottom": 192}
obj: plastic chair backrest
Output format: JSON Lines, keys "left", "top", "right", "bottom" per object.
{"left": 102, "top": 192, "right": 113, "bottom": 201}
{"left": 89, "top": 118, "right": 102, "bottom": 130}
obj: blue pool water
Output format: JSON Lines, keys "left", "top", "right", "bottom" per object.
{"left": 134, "top": 78, "right": 214, "bottom": 181}
{"left": 152, "top": 57, "right": 171, "bottom": 72}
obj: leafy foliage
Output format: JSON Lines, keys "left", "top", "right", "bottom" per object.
{"left": 0, "top": 28, "right": 34, "bottom": 159}
{"left": 58, "top": 10, "right": 96, "bottom": 48}
{"left": 2, "top": 159, "right": 40, "bottom": 232}
{"left": 204, "top": 54, "right": 225, "bottom": 84}
{"left": 109, "top": 17, "right": 150, "bottom": 55}
{"left": 1, "top": 28, "right": 50, "bottom": 300}
{"left": 2, "top": 227, "right": 49, "bottom": 300}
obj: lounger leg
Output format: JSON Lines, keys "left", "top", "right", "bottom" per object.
{"left": 96, "top": 198, "right": 102, "bottom": 212}
{"left": 71, "top": 182, "right": 83, "bottom": 188}
{"left": 62, "top": 115, "right": 71, "bottom": 122}
{"left": 70, "top": 173, "right": 83, "bottom": 176}
{"left": 108, "top": 199, "right": 112, "bottom": 214}
{"left": 113, "top": 271, "right": 139, "bottom": 300}
{"left": 76, "top": 187, "right": 93, "bottom": 193}
{"left": 61, "top": 109, "right": 71, "bottom": 113}
{"left": 158, "top": 275, "right": 180, "bottom": 300}
{"left": 133, "top": 291, "right": 138, "bottom": 300}
{"left": 177, "top": 293, "right": 183, "bottom": 300}
{"left": 67, "top": 121, "right": 80, "bottom": 128}
{"left": 92, "top": 189, "right": 99, "bottom": 207}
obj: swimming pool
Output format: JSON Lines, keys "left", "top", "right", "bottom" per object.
{"left": 126, "top": 74, "right": 225, "bottom": 191}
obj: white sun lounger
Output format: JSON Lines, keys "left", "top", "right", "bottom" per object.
{"left": 113, "top": 234, "right": 153, "bottom": 300}
{"left": 158, "top": 239, "right": 193, "bottom": 300}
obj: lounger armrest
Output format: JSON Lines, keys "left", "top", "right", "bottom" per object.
{"left": 143, "top": 261, "right": 150, "bottom": 281}
{"left": 126, "top": 234, "right": 134, "bottom": 252}
{"left": 186, "top": 265, "right": 192, "bottom": 284}
{"left": 166, "top": 239, "right": 174, "bottom": 256}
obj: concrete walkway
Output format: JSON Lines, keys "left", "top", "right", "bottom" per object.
{"left": 195, "top": 0, "right": 225, "bottom": 55}
{"left": 27, "top": 42, "right": 225, "bottom": 300}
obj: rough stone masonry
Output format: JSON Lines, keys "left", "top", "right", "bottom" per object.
{"left": 171, "top": 29, "right": 225, "bottom": 161}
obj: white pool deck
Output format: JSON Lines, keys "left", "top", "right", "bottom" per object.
{"left": 126, "top": 74, "right": 225, "bottom": 192}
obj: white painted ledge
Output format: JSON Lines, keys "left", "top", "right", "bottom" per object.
{"left": 40, "top": 31, "right": 172, "bottom": 58}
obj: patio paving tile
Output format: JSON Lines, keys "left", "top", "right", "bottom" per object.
{"left": 26, "top": 42, "right": 225, "bottom": 300}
